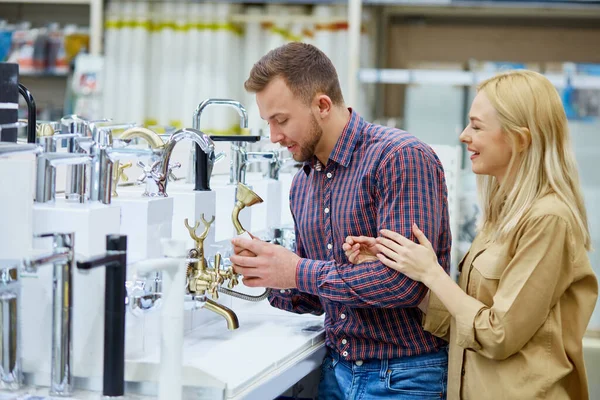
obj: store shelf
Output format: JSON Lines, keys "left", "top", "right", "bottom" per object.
{"left": 0, "top": 0, "right": 103, "bottom": 55}
{"left": 19, "top": 72, "right": 69, "bottom": 78}
{"left": 358, "top": 68, "right": 600, "bottom": 89}
{"left": 377, "top": 0, "right": 600, "bottom": 18}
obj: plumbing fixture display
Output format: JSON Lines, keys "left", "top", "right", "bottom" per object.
{"left": 1, "top": 233, "right": 76, "bottom": 396}
{"left": 76, "top": 235, "right": 127, "bottom": 398}
{"left": 128, "top": 239, "right": 188, "bottom": 400}
{"left": 184, "top": 215, "right": 239, "bottom": 330}
{"left": 18, "top": 83, "right": 36, "bottom": 144}
{"left": 232, "top": 182, "right": 264, "bottom": 235}
{"left": 157, "top": 128, "right": 216, "bottom": 197}
{"left": 0, "top": 260, "right": 22, "bottom": 390}
{"left": 112, "top": 126, "right": 165, "bottom": 196}
{"left": 192, "top": 99, "right": 249, "bottom": 191}
{"left": 112, "top": 161, "right": 132, "bottom": 197}
{"left": 211, "top": 134, "right": 265, "bottom": 186}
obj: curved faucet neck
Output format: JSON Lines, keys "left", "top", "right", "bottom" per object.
{"left": 193, "top": 99, "right": 249, "bottom": 130}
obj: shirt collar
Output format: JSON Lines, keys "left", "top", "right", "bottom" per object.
{"left": 303, "top": 109, "right": 364, "bottom": 175}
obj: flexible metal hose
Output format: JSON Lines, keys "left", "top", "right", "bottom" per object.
{"left": 217, "top": 286, "right": 271, "bottom": 302}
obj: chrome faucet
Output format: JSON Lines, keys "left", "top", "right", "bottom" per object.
{"left": 191, "top": 99, "right": 249, "bottom": 190}
{"left": 267, "top": 154, "right": 302, "bottom": 181}
{"left": 35, "top": 153, "right": 91, "bottom": 203}
{"left": 87, "top": 122, "right": 139, "bottom": 204}
{"left": 158, "top": 128, "right": 216, "bottom": 197}
{"left": 16, "top": 233, "right": 75, "bottom": 396}
{"left": 60, "top": 115, "right": 111, "bottom": 202}
{"left": 0, "top": 259, "right": 23, "bottom": 390}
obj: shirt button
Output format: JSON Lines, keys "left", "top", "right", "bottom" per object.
{"left": 341, "top": 339, "right": 347, "bottom": 345}
{"left": 327, "top": 243, "right": 333, "bottom": 250}
{"left": 461, "top": 368, "right": 465, "bottom": 376}
{"left": 279, "top": 289, "right": 286, "bottom": 293}
{"left": 340, "top": 313, "right": 346, "bottom": 319}
{"left": 355, "top": 360, "right": 363, "bottom": 366}
{"left": 342, "top": 351, "right": 348, "bottom": 357}
{"left": 326, "top": 172, "right": 333, "bottom": 179}
{"left": 324, "top": 207, "right": 330, "bottom": 214}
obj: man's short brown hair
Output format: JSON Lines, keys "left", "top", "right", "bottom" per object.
{"left": 244, "top": 42, "right": 344, "bottom": 106}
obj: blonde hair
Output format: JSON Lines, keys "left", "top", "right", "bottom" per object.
{"left": 476, "top": 70, "right": 591, "bottom": 250}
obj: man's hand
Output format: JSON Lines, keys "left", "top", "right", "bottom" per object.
{"left": 229, "top": 237, "right": 300, "bottom": 289}
{"left": 343, "top": 235, "right": 379, "bottom": 264}
{"left": 232, "top": 231, "right": 258, "bottom": 257}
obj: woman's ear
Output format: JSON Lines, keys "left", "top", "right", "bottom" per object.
{"left": 517, "top": 127, "right": 531, "bottom": 152}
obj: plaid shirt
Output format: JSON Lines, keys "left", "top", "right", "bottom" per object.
{"left": 269, "top": 110, "right": 451, "bottom": 361}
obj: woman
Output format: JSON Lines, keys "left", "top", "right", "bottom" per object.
{"left": 343, "top": 70, "right": 598, "bottom": 399}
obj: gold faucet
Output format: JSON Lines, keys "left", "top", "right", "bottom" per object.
{"left": 113, "top": 127, "right": 165, "bottom": 196}
{"left": 184, "top": 215, "right": 241, "bottom": 330}
{"left": 232, "top": 182, "right": 264, "bottom": 235}
{"left": 203, "top": 299, "right": 239, "bottom": 330}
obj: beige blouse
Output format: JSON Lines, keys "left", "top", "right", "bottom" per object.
{"left": 424, "top": 194, "right": 598, "bottom": 399}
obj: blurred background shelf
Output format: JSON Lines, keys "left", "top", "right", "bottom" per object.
{"left": 358, "top": 69, "right": 600, "bottom": 89}
{"left": 0, "top": 0, "right": 103, "bottom": 54}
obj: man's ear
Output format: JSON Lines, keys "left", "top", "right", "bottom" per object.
{"left": 313, "top": 94, "right": 333, "bottom": 119}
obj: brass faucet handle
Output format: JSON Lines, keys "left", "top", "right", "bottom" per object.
{"left": 227, "top": 268, "right": 239, "bottom": 288}
{"left": 112, "top": 161, "right": 133, "bottom": 197}
{"left": 184, "top": 218, "right": 202, "bottom": 246}
{"left": 117, "top": 162, "right": 132, "bottom": 183}
{"left": 209, "top": 281, "right": 219, "bottom": 300}
{"left": 200, "top": 214, "right": 215, "bottom": 233}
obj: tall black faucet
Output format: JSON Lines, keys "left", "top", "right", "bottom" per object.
{"left": 76, "top": 235, "right": 127, "bottom": 398}
{"left": 18, "top": 83, "right": 36, "bottom": 144}
{"left": 192, "top": 99, "right": 249, "bottom": 191}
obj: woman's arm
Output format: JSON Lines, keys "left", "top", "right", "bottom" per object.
{"left": 377, "top": 216, "right": 575, "bottom": 360}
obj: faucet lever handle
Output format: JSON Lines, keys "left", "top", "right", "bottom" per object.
{"left": 214, "top": 151, "right": 226, "bottom": 164}
{"left": 167, "top": 161, "right": 181, "bottom": 182}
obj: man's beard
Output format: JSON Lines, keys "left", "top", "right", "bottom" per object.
{"left": 294, "top": 114, "right": 322, "bottom": 162}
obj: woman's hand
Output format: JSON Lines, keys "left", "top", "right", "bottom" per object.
{"left": 376, "top": 224, "right": 444, "bottom": 286}
{"left": 343, "top": 235, "right": 379, "bottom": 264}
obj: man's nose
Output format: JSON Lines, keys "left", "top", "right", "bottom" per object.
{"left": 269, "top": 127, "right": 283, "bottom": 144}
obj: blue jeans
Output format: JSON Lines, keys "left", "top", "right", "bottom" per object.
{"left": 318, "top": 347, "right": 448, "bottom": 399}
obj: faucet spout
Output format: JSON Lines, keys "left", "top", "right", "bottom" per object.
{"left": 193, "top": 99, "right": 248, "bottom": 131}
{"left": 191, "top": 99, "right": 249, "bottom": 190}
{"left": 119, "top": 127, "right": 165, "bottom": 149}
{"left": 159, "top": 128, "right": 215, "bottom": 196}
{"left": 203, "top": 298, "right": 239, "bottom": 330}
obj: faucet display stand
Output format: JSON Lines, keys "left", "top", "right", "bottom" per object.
{"left": 24, "top": 200, "right": 120, "bottom": 390}
{"left": 112, "top": 195, "right": 174, "bottom": 263}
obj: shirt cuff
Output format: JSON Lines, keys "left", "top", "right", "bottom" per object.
{"left": 454, "top": 295, "right": 486, "bottom": 351}
{"left": 296, "top": 258, "right": 321, "bottom": 295}
{"left": 422, "top": 292, "right": 451, "bottom": 340}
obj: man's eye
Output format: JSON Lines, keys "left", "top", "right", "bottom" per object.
{"left": 472, "top": 125, "right": 480, "bottom": 130}
{"left": 278, "top": 120, "right": 287, "bottom": 125}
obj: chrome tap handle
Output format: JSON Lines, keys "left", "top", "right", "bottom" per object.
{"left": 136, "top": 160, "right": 163, "bottom": 197}
{"left": 167, "top": 161, "right": 181, "bottom": 182}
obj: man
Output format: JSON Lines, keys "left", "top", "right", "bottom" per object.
{"left": 230, "top": 42, "right": 451, "bottom": 399}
